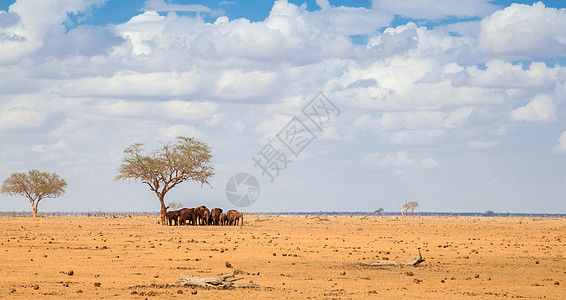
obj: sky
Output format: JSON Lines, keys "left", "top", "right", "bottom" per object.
{"left": 1, "top": 0, "right": 566, "bottom": 214}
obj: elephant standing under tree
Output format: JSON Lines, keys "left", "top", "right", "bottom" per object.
{"left": 179, "top": 208, "right": 197, "bottom": 225}
{"left": 165, "top": 207, "right": 181, "bottom": 226}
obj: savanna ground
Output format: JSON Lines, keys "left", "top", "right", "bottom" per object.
{"left": 0, "top": 215, "right": 564, "bottom": 299}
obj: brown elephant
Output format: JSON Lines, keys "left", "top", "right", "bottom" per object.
{"left": 219, "top": 212, "right": 227, "bottom": 226}
{"left": 165, "top": 207, "right": 181, "bottom": 226}
{"left": 210, "top": 208, "right": 223, "bottom": 225}
{"left": 195, "top": 206, "right": 211, "bottom": 225}
{"left": 227, "top": 209, "right": 243, "bottom": 226}
{"left": 178, "top": 208, "right": 197, "bottom": 225}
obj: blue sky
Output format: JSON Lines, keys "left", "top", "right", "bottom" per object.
{"left": 1, "top": 0, "right": 566, "bottom": 214}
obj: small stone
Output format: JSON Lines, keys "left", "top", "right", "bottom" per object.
{"left": 94, "top": 282, "right": 101, "bottom": 287}
{"left": 191, "top": 289, "right": 198, "bottom": 295}
{"left": 33, "top": 285, "right": 39, "bottom": 290}
{"left": 340, "top": 271, "right": 346, "bottom": 276}
{"left": 177, "top": 290, "right": 183, "bottom": 294}
{"left": 554, "top": 281, "right": 560, "bottom": 286}
{"left": 68, "top": 270, "right": 74, "bottom": 276}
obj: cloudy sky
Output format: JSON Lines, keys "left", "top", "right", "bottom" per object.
{"left": 1, "top": 0, "right": 566, "bottom": 214}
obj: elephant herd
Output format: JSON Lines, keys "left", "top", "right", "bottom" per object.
{"left": 165, "top": 206, "right": 243, "bottom": 226}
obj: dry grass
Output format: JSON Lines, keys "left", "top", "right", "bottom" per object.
{"left": 0, "top": 215, "right": 564, "bottom": 298}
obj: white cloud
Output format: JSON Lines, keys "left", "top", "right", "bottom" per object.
{"left": 552, "top": 131, "right": 566, "bottom": 153}
{"left": 373, "top": 0, "right": 499, "bottom": 20}
{"left": 0, "top": 108, "right": 45, "bottom": 131}
{"left": 158, "top": 100, "right": 218, "bottom": 120}
{"left": 0, "top": 0, "right": 105, "bottom": 64}
{"left": 419, "top": 157, "right": 438, "bottom": 169}
{"left": 478, "top": 2, "right": 566, "bottom": 57}
{"left": 390, "top": 130, "right": 445, "bottom": 144}
{"left": 32, "top": 140, "right": 67, "bottom": 153}
{"left": 510, "top": 95, "right": 557, "bottom": 123}
{"left": 364, "top": 151, "right": 437, "bottom": 169}
{"left": 159, "top": 124, "right": 202, "bottom": 140}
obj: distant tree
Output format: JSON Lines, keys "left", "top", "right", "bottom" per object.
{"left": 397, "top": 200, "right": 419, "bottom": 217}
{"left": 485, "top": 210, "right": 495, "bottom": 216}
{"left": 167, "top": 201, "right": 184, "bottom": 210}
{"left": 375, "top": 208, "right": 385, "bottom": 216}
{"left": 1, "top": 170, "right": 67, "bottom": 217}
{"left": 115, "top": 136, "right": 214, "bottom": 225}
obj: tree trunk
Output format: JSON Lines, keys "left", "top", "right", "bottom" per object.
{"left": 159, "top": 195, "right": 167, "bottom": 225}
{"left": 32, "top": 202, "right": 38, "bottom": 217}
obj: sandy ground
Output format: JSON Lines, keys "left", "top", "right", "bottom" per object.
{"left": 0, "top": 215, "right": 564, "bottom": 299}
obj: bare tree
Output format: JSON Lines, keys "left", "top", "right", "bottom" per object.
{"left": 396, "top": 200, "right": 419, "bottom": 217}
{"left": 167, "top": 201, "right": 184, "bottom": 210}
{"left": 115, "top": 136, "right": 214, "bottom": 225}
{"left": 1, "top": 170, "right": 67, "bottom": 217}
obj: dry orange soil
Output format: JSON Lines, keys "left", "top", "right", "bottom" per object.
{"left": 0, "top": 215, "right": 564, "bottom": 299}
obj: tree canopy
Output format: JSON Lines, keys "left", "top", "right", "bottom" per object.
{"left": 115, "top": 136, "right": 214, "bottom": 224}
{"left": 1, "top": 170, "right": 67, "bottom": 217}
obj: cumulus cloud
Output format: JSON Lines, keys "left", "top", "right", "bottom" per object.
{"left": 373, "top": 0, "right": 499, "bottom": 20}
{"left": 0, "top": 0, "right": 105, "bottom": 64}
{"left": 159, "top": 124, "right": 203, "bottom": 139}
{"left": 363, "top": 151, "right": 437, "bottom": 169}
{"left": 478, "top": 2, "right": 566, "bottom": 57}
{"left": 552, "top": 131, "right": 566, "bottom": 153}
{"left": 0, "top": 108, "right": 45, "bottom": 131}
{"left": 420, "top": 158, "right": 438, "bottom": 169}
{"left": 510, "top": 95, "right": 557, "bottom": 123}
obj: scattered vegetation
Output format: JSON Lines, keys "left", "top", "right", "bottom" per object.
{"left": 1, "top": 170, "right": 67, "bottom": 217}
{"left": 397, "top": 200, "right": 419, "bottom": 216}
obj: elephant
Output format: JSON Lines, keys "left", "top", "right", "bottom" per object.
{"left": 195, "top": 206, "right": 211, "bottom": 225}
{"left": 210, "top": 208, "right": 223, "bottom": 225}
{"left": 219, "top": 212, "right": 227, "bottom": 226}
{"left": 165, "top": 207, "right": 181, "bottom": 226}
{"left": 178, "top": 208, "right": 197, "bottom": 226}
{"left": 227, "top": 209, "right": 243, "bottom": 226}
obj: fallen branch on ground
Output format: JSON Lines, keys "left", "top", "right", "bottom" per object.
{"left": 364, "top": 248, "right": 425, "bottom": 267}
{"left": 175, "top": 273, "right": 259, "bottom": 289}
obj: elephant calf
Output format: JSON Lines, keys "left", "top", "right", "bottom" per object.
{"left": 165, "top": 209, "right": 181, "bottom": 226}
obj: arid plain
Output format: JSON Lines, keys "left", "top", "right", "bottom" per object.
{"left": 0, "top": 215, "right": 564, "bottom": 299}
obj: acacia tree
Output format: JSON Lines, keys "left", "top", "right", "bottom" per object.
{"left": 115, "top": 136, "right": 214, "bottom": 225}
{"left": 397, "top": 200, "right": 420, "bottom": 217}
{"left": 1, "top": 170, "right": 67, "bottom": 217}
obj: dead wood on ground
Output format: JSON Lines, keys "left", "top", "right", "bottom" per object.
{"left": 364, "top": 249, "right": 425, "bottom": 267}
{"left": 175, "top": 273, "right": 259, "bottom": 289}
